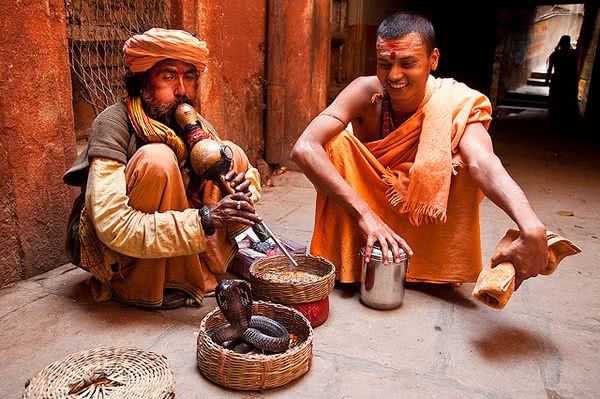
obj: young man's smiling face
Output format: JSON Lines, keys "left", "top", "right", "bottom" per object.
{"left": 376, "top": 32, "right": 439, "bottom": 109}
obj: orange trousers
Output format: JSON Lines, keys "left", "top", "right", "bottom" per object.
{"left": 110, "top": 142, "right": 249, "bottom": 307}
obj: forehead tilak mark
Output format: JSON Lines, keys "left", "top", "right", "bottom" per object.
{"left": 376, "top": 33, "right": 424, "bottom": 53}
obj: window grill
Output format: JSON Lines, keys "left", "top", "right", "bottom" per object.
{"left": 65, "top": 0, "right": 170, "bottom": 113}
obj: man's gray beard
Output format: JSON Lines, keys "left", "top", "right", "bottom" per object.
{"left": 141, "top": 89, "right": 179, "bottom": 129}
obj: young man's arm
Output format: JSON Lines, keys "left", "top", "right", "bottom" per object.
{"left": 291, "top": 77, "right": 412, "bottom": 264}
{"left": 458, "top": 122, "right": 547, "bottom": 289}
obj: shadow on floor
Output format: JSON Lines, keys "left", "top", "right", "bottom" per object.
{"left": 405, "top": 282, "right": 479, "bottom": 309}
{"left": 334, "top": 281, "right": 360, "bottom": 299}
{"left": 472, "top": 324, "right": 559, "bottom": 364}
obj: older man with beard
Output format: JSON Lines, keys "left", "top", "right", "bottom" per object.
{"left": 64, "top": 28, "right": 262, "bottom": 309}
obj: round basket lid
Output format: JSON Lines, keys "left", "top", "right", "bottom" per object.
{"left": 23, "top": 347, "right": 175, "bottom": 399}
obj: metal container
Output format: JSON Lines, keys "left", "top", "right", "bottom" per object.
{"left": 360, "top": 245, "right": 409, "bottom": 310}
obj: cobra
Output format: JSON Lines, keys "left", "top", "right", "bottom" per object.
{"left": 208, "top": 280, "right": 290, "bottom": 354}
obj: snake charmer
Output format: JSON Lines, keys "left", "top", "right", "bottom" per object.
{"left": 63, "top": 28, "right": 262, "bottom": 309}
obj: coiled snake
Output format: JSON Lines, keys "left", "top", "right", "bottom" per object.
{"left": 208, "top": 280, "right": 290, "bottom": 354}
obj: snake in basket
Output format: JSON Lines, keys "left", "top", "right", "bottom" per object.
{"left": 208, "top": 280, "right": 290, "bottom": 353}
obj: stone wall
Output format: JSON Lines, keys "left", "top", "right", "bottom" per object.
{"left": 527, "top": 12, "right": 584, "bottom": 73}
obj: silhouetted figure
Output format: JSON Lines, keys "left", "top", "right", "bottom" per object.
{"left": 546, "top": 35, "right": 579, "bottom": 130}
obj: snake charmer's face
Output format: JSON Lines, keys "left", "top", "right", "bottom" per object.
{"left": 376, "top": 33, "right": 439, "bottom": 107}
{"left": 141, "top": 59, "right": 199, "bottom": 126}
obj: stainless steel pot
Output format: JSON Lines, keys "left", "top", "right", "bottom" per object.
{"left": 360, "top": 245, "right": 409, "bottom": 310}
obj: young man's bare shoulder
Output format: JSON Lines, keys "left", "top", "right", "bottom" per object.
{"left": 345, "top": 76, "right": 384, "bottom": 99}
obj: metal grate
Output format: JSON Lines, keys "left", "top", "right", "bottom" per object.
{"left": 65, "top": 0, "right": 170, "bottom": 113}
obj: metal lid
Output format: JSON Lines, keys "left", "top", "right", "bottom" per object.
{"left": 360, "top": 245, "right": 408, "bottom": 262}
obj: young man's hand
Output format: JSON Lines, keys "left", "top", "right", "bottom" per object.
{"left": 358, "top": 210, "right": 413, "bottom": 265}
{"left": 491, "top": 227, "right": 547, "bottom": 290}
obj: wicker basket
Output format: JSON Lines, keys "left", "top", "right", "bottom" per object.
{"left": 197, "top": 301, "right": 313, "bottom": 391}
{"left": 249, "top": 254, "right": 335, "bottom": 304}
{"left": 23, "top": 347, "right": 175, "bottom": 399}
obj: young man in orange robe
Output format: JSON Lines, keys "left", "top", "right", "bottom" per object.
{"left": 291, "top": 13, "right": 547, "bottom": 288}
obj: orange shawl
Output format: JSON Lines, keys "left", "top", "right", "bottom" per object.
{"left": 367, "top": 76, "right": 492, "bottom": 224}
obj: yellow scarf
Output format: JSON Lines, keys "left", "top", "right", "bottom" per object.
{"left": 126, "top": 96, "right": 188, "bottom": 165}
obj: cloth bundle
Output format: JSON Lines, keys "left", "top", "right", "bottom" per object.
{"left": 473, "top": 229, "right": 581, "bottom": 309}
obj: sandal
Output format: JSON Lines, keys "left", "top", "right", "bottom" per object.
{"left": 161, "top": 289, "right": 201, "bottom": 309}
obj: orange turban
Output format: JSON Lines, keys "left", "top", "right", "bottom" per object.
{"left": 123, "top": 28, "right": 209, "bottom": 74}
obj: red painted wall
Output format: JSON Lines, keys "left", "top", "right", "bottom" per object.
{"left": 0, "top": 0, "right": 332, "bottom": 286}
{"left": 194, "top": 0, "right": 267, "bottom": 164}
{"left": 0, "top": 0, "right": 77, "bottom": 286}
{"left": 265, "top": 0, "right": 330, "bottom": 164}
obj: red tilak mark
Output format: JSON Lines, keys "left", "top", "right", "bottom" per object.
{"left": 377, "top": 39, "right": 405, "bottom": 53}
{"left": 174, "top": 67, "right": 191, "bottom": 74}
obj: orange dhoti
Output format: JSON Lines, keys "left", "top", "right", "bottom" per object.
{"left": 109, "top": 142, "right": 250, "bottom": 306}
{"left": 310, "top": 131, "right": 484, "bottom": 284}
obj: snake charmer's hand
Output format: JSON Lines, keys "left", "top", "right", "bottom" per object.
{"left": 210, "top": 193, "right": 261, "bottom": 229}
{"left": 490, "top": 227, "right": 547, "bottom": 290}
{"left": 358, "top": 210, "right": 413, "bottom": 265}
{"left": 223, "top": 170, "right": 251, "bottom": 194}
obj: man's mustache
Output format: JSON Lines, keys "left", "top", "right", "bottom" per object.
{"left": 140, "top": 87, "right": 196, "bottom": 132}
{"left": 172, "top": 96, "right": 193, "bottom": 108}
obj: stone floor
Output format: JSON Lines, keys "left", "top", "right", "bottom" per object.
{"left": 1, "top": 110, "right": 599, "bottom": 398}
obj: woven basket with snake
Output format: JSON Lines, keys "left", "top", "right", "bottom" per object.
{"left": 197, "top": 301, "right": 313, "bottom": 391}
{"left": 249, "top": 254, "right": 335, "bottom": 304}
{"left": 23, "top": 347, "right": 175, "bottom": 399}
